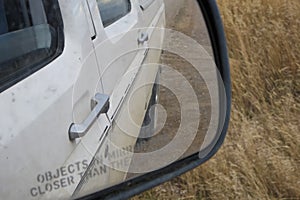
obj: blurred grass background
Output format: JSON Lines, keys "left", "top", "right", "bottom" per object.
{"left": 132, "top": 0, "right": 300, "bottom": 199}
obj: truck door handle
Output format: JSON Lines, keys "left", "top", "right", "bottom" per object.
{"left": 69, "top": 93, "right": 110, "bottom": 140}
{"left": 138, "top": 32, "right": 149, "bottom": 45}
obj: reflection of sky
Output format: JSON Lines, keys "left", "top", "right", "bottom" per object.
{"left": 98, "top": 0, "right": 126, "bottom": 7}
{"left": 97, "top": 0, "right": 129, "bottom": 26}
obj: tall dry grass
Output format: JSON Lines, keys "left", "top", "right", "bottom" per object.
{"left": 133, "top": 0, "right": 300, "bottom": 199}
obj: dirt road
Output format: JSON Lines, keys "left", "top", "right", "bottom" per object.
{"left": 164, "top": 0, "right": 213, "bottom": 55}
{"left": 129, "top": 0, "right": 219, "bottom": 171}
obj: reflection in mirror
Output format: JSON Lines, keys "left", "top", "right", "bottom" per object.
{"left": 0, "top": 0, "right": 226, "bottom": 199}
{"left": 73, "top": 0, "right": 226, "bottom": 198}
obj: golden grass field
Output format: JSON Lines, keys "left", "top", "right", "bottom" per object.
{"left": 133, "top": 0, "right": 300, "bottom": 199}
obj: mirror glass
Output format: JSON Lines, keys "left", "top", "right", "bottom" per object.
{"left": 72, "top": 0, "right": 226, "bottom": 198}
{"left": 0, "top": 0, "right": 226, "bottom": 199}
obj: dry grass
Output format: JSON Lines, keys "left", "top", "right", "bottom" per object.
{"left": 133, "top": 0, "right": 300, "bottom": 199}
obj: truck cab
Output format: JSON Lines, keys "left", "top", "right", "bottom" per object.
{"left": 0, "top": 0, "right": 165, "bottom": 199}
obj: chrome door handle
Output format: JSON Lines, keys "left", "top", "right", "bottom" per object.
{"left": 138, "top": 32, "right": 149, "bottom": 45}
{"left": 69, "top": 93, "right": 110, "bottom": 140}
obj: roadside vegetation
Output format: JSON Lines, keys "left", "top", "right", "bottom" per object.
{"left": 133, "top": 0, "right": 300, "bottom": 199}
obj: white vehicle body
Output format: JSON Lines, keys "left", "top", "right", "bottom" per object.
{"left": 0, "top": 0, "right": 165, "bottom": 199}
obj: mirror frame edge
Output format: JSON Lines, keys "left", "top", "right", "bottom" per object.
{"left": 79, "top": 0, "right": 231, "bottom": 199}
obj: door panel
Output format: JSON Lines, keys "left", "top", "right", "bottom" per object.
{"left": 87, "top": 0, "right": 145, "bottom": 115}
{"left": 138, "top": 0, "right": 165, "bottom": 107}
{"left": 0, "top": 1, "right": 109, "bottom": 199}
{"left": 70, "top": 0, "right": 166, "bottom": 197}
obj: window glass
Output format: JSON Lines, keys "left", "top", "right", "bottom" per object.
{"left": 97, "top": 0, "right": 131, "bottom": 27}
{"left": 0, "top": 0, "right": 63, "bottom": 92}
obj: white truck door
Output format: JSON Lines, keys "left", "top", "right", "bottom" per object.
{"left": 87, "top": 0, "right": 147, "bottom": 120}
{"left": 138, "top": 0, "right": 165, "bottom": 100}
{"left": 71, "top": 0, "right": 154, "bottom": 195}
{"left": 67, "top": 1, "right": 167, "bottom": 197}
{"left": 0, "top": 0, "right": 110, "bottom": 199}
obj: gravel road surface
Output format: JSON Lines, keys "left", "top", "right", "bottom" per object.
{"left": 128, "top": 0, "right": 219, "bottom": 173}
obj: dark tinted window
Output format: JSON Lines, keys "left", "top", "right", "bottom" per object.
{"left": 97, "top": 0, "right": 131, "bottom": 27}
{"left": 0, "top": 0, "right": 63, "bottom": 92}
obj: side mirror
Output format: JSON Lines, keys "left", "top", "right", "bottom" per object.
{"left": 0, "top": 0, "right": 231, "bottom": 199}
{"left": 77, "top": 0, "right": 231, "bottom": 199}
